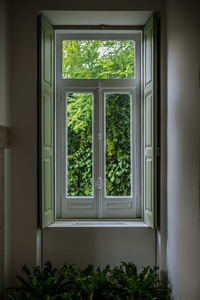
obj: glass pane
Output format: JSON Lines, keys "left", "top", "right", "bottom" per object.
{"left": 63, "top": 40, "right": 135, "bottom": 79}
{"left": 105, "top": 93, "right": 131, "bottom": 196}
{"left": 66, "top": 93, "right": 93, "bottom": 197}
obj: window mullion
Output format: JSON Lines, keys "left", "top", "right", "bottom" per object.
{"left": 96, "top": 86, "right": 104, "bottom": 218}
{"left": 93, "top": 90, "right": 98, "bottom": 218}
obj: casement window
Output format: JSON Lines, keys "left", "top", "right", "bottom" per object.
{"left": 39, "top": 14, "right": 159, "bottom": 229}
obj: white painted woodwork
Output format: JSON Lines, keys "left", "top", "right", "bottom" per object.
{"left": 143, "top": 15, "right": 158, "bottom": 229}
{"left": 56, "top": 32, "right": 141, "bottom": 219}
{"left": 39, "top": 15, "right": 55, "bottom": 228}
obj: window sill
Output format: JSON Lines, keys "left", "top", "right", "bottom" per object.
{"left": 48, "top": 220, "right": 149, "bottom": 228}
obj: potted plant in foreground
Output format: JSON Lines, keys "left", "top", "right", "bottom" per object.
{"left": 7, "top": 261, "right": 170, "bottom": 299}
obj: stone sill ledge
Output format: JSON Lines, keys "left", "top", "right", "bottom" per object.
{"left": 48, "top": 220, "right": 149, "bottom": 228}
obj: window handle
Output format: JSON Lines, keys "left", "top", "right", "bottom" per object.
{"left": 96, "top": 177, "right": 102, "bottom": 190}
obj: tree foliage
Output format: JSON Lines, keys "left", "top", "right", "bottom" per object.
{"left": 63, "top": 40, "right": 135, "bottom": 79}
{"left": 64, "top": 40, "right": 135, "bottom": 196}
{"left": 67, "top": 93, "right": 93, "bottom": 196}
{"left": 105, "top": 94, "right": 131, "bottom": 196}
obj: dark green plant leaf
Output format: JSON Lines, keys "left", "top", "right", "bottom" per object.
{"left": 7, "top": 261, "right": 171, "bottom": 300}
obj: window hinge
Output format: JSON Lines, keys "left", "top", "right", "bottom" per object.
{"left": 96, "top": 176, "right": 102, "bottom": 190}
{"left": 98, "top": 133, "right": 102, "bottom": 140}
{"left": 60, "top": 91, "right": 63, "bottom": 102}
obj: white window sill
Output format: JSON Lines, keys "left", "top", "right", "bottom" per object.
{"left": 48, "top": 220, "right": 149, "bottom": 228}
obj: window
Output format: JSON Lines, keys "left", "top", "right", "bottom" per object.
{"left": 39, "top": 14, "right": 159, "bottom": 228}
{"left": 56, "top": 33, "right": 141, "bottom": 219}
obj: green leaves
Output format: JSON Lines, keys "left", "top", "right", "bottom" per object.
{"left": 62, "top": 40, "right": 135, "bottom": 79}
{"left": 66, "top": 92, "right": 132, "bottom": 197}
{"left": 67, "top": 93, "right": 93, "bottom": 197}
{"left": 64, "top": 40, "right": 135, "bottom": 198}
{"left": 105, "top": 94, "right": 131, "bottom": 196}
{"left": 7, "top": 262, "right": 170, "bottom": 300}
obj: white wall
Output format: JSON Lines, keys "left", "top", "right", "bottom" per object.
{"left": 9, "top": 0, "right": 166, "bottom": 287}
{"left": 167, "top": 0, "right": 200, "bottom": 298}
{"left": 4, "top": 0, "right": 200, "bottom": 297}
{"left": 0, "top": 0, "right": 11, "bottom": 295}
{"left": 43, "top": 227, "right": 155, "bottom": 270}
{"left": 0, "top": 0, "right": 10, "bottom": 126}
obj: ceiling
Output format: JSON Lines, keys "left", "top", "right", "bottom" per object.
{"left": 41, "top": 11, "right": 152, "bottom": 26}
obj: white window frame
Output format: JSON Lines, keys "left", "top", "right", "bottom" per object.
{"left": 55, "top": 31, "right": 142, "bottom": 220}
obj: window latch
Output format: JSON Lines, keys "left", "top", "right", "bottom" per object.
{"left": 96, "top": 176, "right": 102, "bottom": 190}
